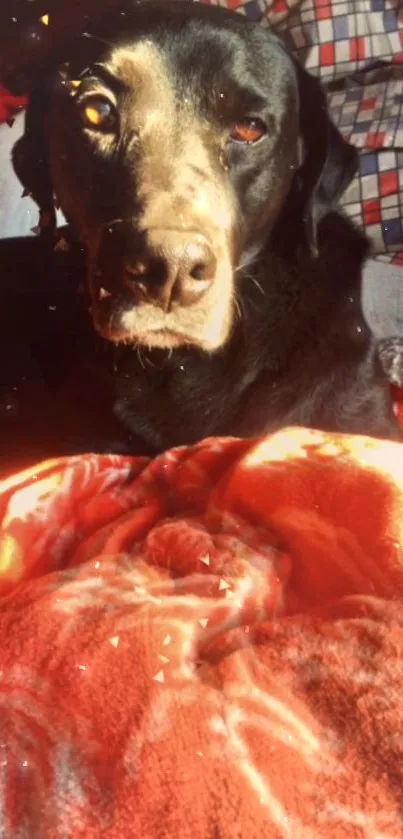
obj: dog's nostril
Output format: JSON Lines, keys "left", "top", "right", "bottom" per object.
{"left": 185, "top": 239, "right": 216, "bottom": 282}
{"left": 125, "top": 262, "right": 148, "bottom": 278}
{"left": 190, "top": 262, "right": 208, "bottom": 281}
{"left": 124, "top": 274, "right": 149, "bottom": 302}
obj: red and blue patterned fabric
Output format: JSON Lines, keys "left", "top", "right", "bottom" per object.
{"left": 205, "top": 0, "right": 403, "bottom": 265}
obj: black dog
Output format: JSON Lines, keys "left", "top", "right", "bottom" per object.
{"left": 8, "top": 0, "right": 399, "bottom": 465}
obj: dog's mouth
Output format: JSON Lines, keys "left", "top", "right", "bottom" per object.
{"left": 93, "top": 305, "right": 195, "bottom": 349}
{"left": 89, "top": 282, "right": 185, "bottom": 345}
{"left": 88, "top": 270, "right": 231, "bottom": 351}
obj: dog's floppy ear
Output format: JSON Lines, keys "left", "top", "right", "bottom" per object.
{"left": 11, "top": 34, "right": 108, "bottom": 241}
{"left": 12, "top": 82, "right": 57, "bottom": 241}
{"left": 292, "top": 61, "right": 358, "bottom": 254}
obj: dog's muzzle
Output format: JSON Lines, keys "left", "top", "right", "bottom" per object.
{"left": 92, "top": 220, "right": 217, "bottom": 313}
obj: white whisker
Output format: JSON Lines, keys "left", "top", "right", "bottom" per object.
{"left": 252, "top": 277, "right": 265, "bottom": 297}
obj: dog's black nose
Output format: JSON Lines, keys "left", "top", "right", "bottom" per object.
{"left": 124, "top": 230, "right": 216, "bottom": 311}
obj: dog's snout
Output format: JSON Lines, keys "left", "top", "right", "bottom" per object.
{"left": 124, "top": 230, "right": 216, "bottom": 311}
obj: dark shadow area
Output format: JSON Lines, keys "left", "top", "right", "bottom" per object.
{"left": 0, "top": 233, "right": 142, "bottom": 475}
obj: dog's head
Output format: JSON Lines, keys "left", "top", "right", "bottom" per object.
{"left": 12, "top": 1, "right": 357, "bottom": 352}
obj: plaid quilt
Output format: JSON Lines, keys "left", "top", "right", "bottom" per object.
{"left": 206, "top": 0, "right": 403, "bottom": 265}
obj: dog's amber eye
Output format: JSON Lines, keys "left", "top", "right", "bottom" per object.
{"left": 230, "top": 118, "right": 266, "bottom": 144}
{"left": 81, "top": 98, "right": 116, "bottom": 131}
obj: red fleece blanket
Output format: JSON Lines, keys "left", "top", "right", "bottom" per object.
{"left": 1, "top": 426, "right": 403, "bottom": 838}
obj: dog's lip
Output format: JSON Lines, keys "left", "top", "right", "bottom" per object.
{"left": 88, "top": 279, "right": 200, "bottom": 347}
{"left": 89, "top": 297, "right": 195, "bottom": 345}
{"left": 97, "top": 322, "right": 195, "bottom": 348}
{"left": 132, "top": 328, "right": 194, "bottom": 346}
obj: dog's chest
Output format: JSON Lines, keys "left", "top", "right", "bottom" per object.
{"left": 111, "top": 357, "right": 237, "bottom": 450}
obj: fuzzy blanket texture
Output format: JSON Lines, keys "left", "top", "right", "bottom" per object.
{"left": 1, "top": 419, "right": 403, "bottom": 837}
